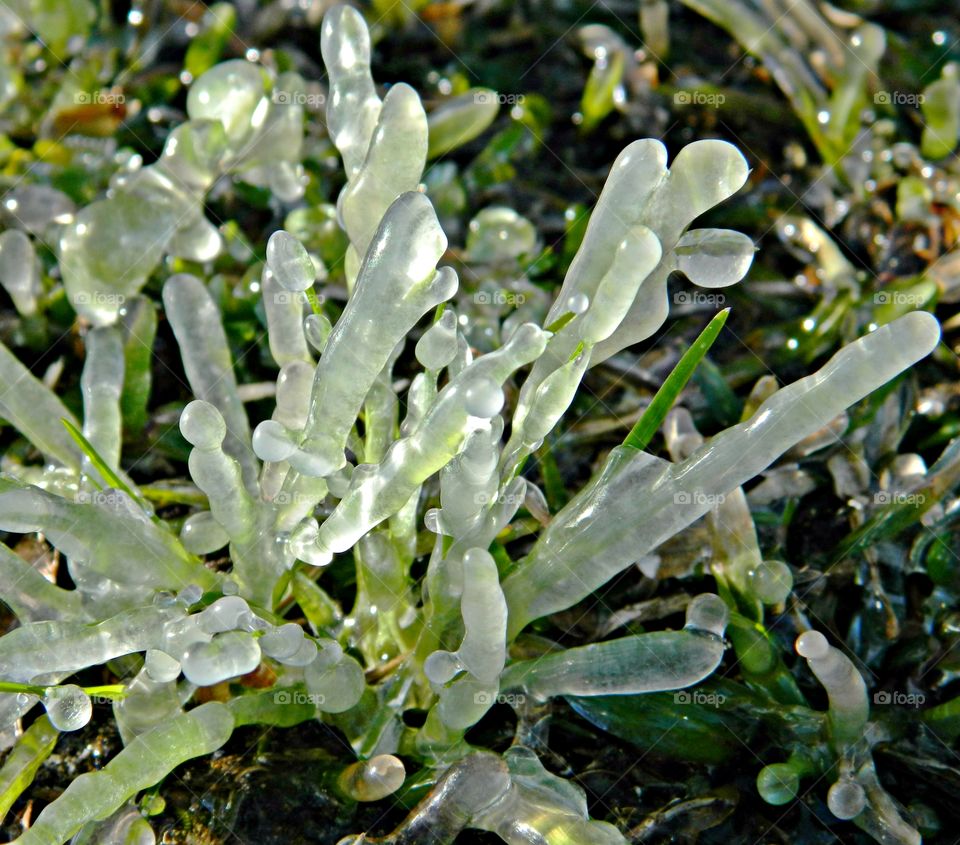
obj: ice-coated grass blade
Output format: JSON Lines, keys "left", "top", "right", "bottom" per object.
{"left": 0, "top": 715, "right": 58, "bottom": 822}
{"left": 622, "top": 308, "right": 729, "bottom": 451}
{"left": 0, "top": 342, "right": 83, "bottom": 471}
{"left": 61, "top": 418, "right": 146, "bottom": 510}
{"left": 11, "top": 703, "right": 233, "bottom": 845}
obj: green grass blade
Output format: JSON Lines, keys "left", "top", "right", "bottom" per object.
{"left": 622, "top": 308, "right": 730, "bottom": 451}
{"left": 61, "top": 418, "right": 146, "bottom": 508}
{"left": 0, "top": 715, "right": 58, "bottom": 821}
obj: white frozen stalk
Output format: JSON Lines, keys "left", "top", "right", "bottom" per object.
{"left": 435, "top": 422, "right": 502, "bottom": 538}
{"left": 0, "top": 606, "right": 183, "bottom": 683}
{"left": 259, "top": 360, "right": 314, "bottom": 499}
{"left": 292, "top": 192, "right": 454, "bottom": 478}
{"left": 294, "top": 323, "right": 547, "bottom": 564}
{"left": 266, "top": 230, "right": 316, "bottom": 292}
{"left": 0, "top": 480, "right": 216, "bottom": 598}
{"left": 503, "top": 223, "right": 660, "bottom": 469}
{"left": 500, "top": 594, "right": 727, "bottom": 701}
{"left": 473, "top": 747, "right": 627, "bottom": 845}
{"left": 505, "top": 141, "right": 749, "bottom": 473}
{"left": 261, "top": 267, "right": 311, "bottom": 367}
{"left": 180, "top": 401, "right": 258, "bottom": 549}
{"left": 795, "top": 630, "right": 869, "bottom": 748}
{"left": 321, "top": 5, "right": 382, "bottom": 180}
{"left": 425, "top": 549, "right": 507, "bottom": 685}
{"left": 81, "top": 326, "right": 124, "bottom": 475}
{"left": 113, "top": 667, "right": 182, "bottom": 742}
{"left": 502, "top": 313, "right": 940, "bottom": 637}
{"left": 164, "top": 274, "right": 258, "bottom": 493}
{"left": 339, "top": 83, "right": 428, "bottom": 258}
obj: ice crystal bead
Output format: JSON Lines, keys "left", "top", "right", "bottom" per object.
{"left": 179, "top": 400, "right": 226, "bottom": 450}
{"left": 465, "top": 207, "right": 538, "bottom": 264}
{"left": 60, "top": 192, "right": 174, "bottom": 326}
{"left": 0, "top": 229, "right": 40, "bottom": 316}
{"left": 827, "top": 779, "right": 866, "bottom": 820}
{"left": 186, "top": 60, "right": 266, "bottom": 145}
{"left": 180, "top": 511, "right": 229, "bottom": 555}
{"left": 177, "top": 584, "right": 204, "bottom": 607}
{"left": 675, "top": 228, "right": 756, "bottom": 288}
{"left": 338, "top": 755, "right": 406, "bottom": 802}
{"left": 757, "top": 764, "right": 800, "bottom": 805}
{"left": 181, "top": 631, "right": 261, "bottom": 686}
{"left": 198, "top": 596, "right": 250, "bottom": 633}
{"left": 464, "top": 378, "right": 504, "bottom": 418}
{"left": 305, "top": 649, "right": 365, "bottom": 712}
{"left": 304, "top": 313, "right": 333, "bottom": 353}
{"left": 796, "top": 630, "right": 830, "bottom": 660}
{"left": 424, "top": 650, "right": 463, "bottom": 685}
{"left": 280, "top": 637, "right": 319, "bottom": 667}
{"left": 42, "top": 685, "right": 92, "bottom": 731}
{"left": 750, "top": 560, "right": 793, "bottom": 604}
{"left": 415, "top": 308, "right": 458, "bottom": 370}
{"left": 685, "top": 593, "right": 729, "bottom": 637}
{"left": 266, "top": 231, "right": 315, "bottom": 292}
{"left": 427, "top": 90, "right": 499, "bottom": 159}
{"left": 260, "top": 623, "right": 305, "bottom": 660}
{"left": 144, "top": 649, "right": 181, "bottom": 683}
{"left": 252, "top": 420, "right": 298, "bottom": 462}
{"left": 159, "top": 119, "right": 228, "bottom": 190}
{"left": 566, "top": 292, "right": 589, "bottom": 314}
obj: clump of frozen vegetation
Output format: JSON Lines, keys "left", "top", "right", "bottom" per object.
{"left": 0, "top": 6, "right": 941, "bottom": 844}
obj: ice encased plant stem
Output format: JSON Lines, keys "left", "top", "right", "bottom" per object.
{"left": 502, "top": 312, "right": 940, "bottom": 637}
